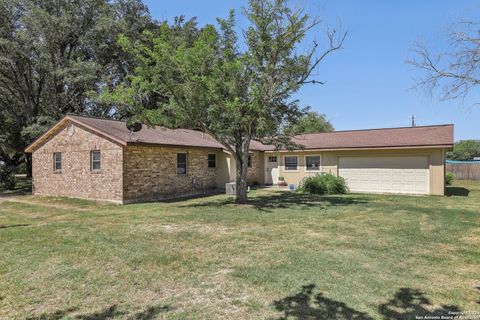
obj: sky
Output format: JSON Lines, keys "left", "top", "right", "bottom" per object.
{"left": 143, "top": 0, "right": 480, "bottom": 141}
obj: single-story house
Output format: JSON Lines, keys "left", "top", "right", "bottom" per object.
{"left": 25, "top": 115, "right": 454, "bottom": 203}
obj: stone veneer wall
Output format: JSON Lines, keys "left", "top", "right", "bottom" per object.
{"left": 31, "top": 122, "right": 124, "bottom": 202}
{"left": 123, "top": 145, "right": 221, "bottom": 203}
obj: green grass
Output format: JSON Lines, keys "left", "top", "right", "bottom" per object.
{"left": 0, "top": 181, "right": 479, "bottom": 319}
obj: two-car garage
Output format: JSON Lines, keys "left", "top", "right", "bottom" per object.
{"left": 272, "top": 124, "right": 452, "bottom": 196}
{"left": 338, "top": 156, "right": 430, "bottom": 195}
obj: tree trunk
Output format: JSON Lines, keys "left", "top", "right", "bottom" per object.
{"left": 234, "top": 140, "right": 250, "bottom": 204}
{"left": 25, "top": 153, "right": 32, "bottom": 178}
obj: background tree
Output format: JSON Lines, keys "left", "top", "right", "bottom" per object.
{"left": 106, "top": 0, "right": 345, "bottom": 203}
{"left": 408, "top": 21, "right": 480, "bottom": 105}
{"left": 447, "top": 140, "right": 480, "bottom": 161}
{"left": 0, "top": 0, "right": 155, "bottom": 180}
{"left": 285, "top": 111, "right": 334, "bottom": 134}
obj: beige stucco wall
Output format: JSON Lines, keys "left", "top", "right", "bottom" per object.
{"left": 215, "top": 150, "right": 265, "bottom": 187}
{"left": 31, "top": 122, "right": 124, "bottom": 202}
{"left": 123, "top": 145, "right": 227, "bottom": 203}
{"left": 270, "top": 148, "right": 446, "bottom": 195}
{"left": 216, "top": 151, "right": 235, "bottom": 186}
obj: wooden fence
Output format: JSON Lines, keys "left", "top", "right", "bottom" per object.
{"left": 446, "top": 163, "right": 480, "bottom": 180}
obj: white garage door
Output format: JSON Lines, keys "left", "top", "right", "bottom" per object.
{"left": 338, "top": 156, "right": 430, "bottom": 195}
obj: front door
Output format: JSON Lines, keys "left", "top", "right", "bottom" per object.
{"left": 265, "top": 155, "right": 279, "bottom": 185}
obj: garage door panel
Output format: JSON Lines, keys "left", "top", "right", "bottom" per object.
{"left": 339, "top": 156, "right": 430, "bottom": 195}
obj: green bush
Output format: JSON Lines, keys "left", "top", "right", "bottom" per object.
{"left": 299, "top": 173, "right": 348, "bottom": 195}
{"left": 0, "top": 165, "right": 16, "bottom": 190}
{"left": 445, "top": 172, "right": 454, "bottom": 186}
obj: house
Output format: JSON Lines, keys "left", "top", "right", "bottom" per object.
{"left": 25, "top": 115, "right": 454, "bottom": 203}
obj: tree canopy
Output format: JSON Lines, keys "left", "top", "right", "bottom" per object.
{"left": 0, "top": 0, "right": 155, "bottom": 176}
{"left": 286, "top": 111, "right": 334, "bottom": 134}
{"left": 408, "top": 21, "right": 480, "bottom": 105}
{"left": 105, "top": 0, "right": 345, "bottom": 203}
{"left": 447, "top": 140, "right": 480, "bottom": 161}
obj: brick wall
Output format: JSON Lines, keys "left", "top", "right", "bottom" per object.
{"left": 123, "top": 145, "right": 221, "bottom": 203}
{"left": 31, "top": 122, "right": 124, "bottom": 202}
{"left": 31, "top": 122, "right": 266, "bottom": 203}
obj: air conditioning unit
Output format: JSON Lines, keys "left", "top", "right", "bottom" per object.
{"left": 226, "top": 182, "right": 236, "bottom": 195}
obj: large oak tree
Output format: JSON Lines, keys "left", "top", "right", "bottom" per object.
{"left": 0, "top": 0, "right": 155, "bottom": 179}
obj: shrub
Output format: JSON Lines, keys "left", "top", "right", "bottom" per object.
{"left": 0, "top": 165, "right": 16, "bottom": 190}
{"left": 299, "top": 173, "right": 348, "bottom": 195}
{"left": 445, "top": 172, "right": 454, "bottom": 186}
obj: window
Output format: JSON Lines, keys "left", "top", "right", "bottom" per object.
{"left": 91, "top": 150, "right": 101, "bottom": 171}
{"left": 284, "top": 156, "right": 298, "bottom": 171}
{"left": 268, "top": 156, "right": 277, "bottom": 162}
{"left": 208, "top": 154, "right": 216, "bottom": 168}
{"left": 247, "top": 155, "right": 252, "bottom": 167}
{"left": 53, "top": 152, "right": 62, "bottom": 172}
{"left": 177, "top": 153, "right": 187, "bottom": 174}
{"left": 306, "top": 156, "right": 321, "bottom": 171}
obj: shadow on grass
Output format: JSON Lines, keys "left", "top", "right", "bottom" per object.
{"left": 183, "top": 191, "right": 370, "bottom": 212}
{"left": 0, "top": 223, "right": 30, "bottom": 229}
{"left": 27, "top": 304, "right": 170, "bottom": 320}
{"left": 274, "top": 284, "right": 373, "bottom": 320}
{"left": 273, "top": 285, "right": 462, "bottom": 320}
{"left": 446, "top": 187, "right": 470, "bottom": 197}
{"left": 378, "top": 288, "right": 461, "bottom": 320}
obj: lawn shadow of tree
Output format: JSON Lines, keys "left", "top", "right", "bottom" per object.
{"left": 183, "top": 191, "right": 370, "bottom": 212}
{"left": 0, "top": 223, "right": 30, "bottom": 229}
{"left": 446, "top": 186, "right": 470, "bottom": 197}
{"left": 378, "top": 288, "right": 461, "bottom": 320}
{"left": 27, "top": 304, "right": 170, "bottom": 320}
{"left": 273, "top": 284, "right": 373, "bottom": 320}
{"left": 273, "top": 284, "right": 462, "bottom": 320}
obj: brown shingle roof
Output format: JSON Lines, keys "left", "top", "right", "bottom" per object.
{"left": 25, "top": 115, "right": 453, "bottom": 153}
{"left": 69, "top": 115, "right": 226, "bottom": 149}
{"left": 287, "top": 124, "right": 454, "bottom": 150}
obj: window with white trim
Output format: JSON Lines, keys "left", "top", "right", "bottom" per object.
{"left": 268, "top": 156, "right": 277, "bottom": 162}
{"left": 177, "top": 153, "right": 187, "bottom": 174}
{"left": 53, "top": 152, "right": 62, "bottom": 172}
{"left": 284, "top": 156, "right": 298, "bottom": 171}
{"left": 91, "top": 150, "right": 101, "bottom": 171}
{"left": 306, "top": 156, "right": 320, "bottom": 171}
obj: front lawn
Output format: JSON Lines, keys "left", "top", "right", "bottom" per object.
{"left": 0, "top": 181, "right": 479, "bottom": 319}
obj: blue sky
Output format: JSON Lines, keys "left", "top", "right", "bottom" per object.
{"left": 143, "top": 0, "right": 480, "bottom": 141}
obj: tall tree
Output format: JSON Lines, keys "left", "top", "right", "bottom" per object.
{"left": 286, "top": 111, "right": 334, "bottom": 134}
{"left": 447, "top": 140, "right": 480, "bottom": 161}
{"left": 106, "top": 0, "right": 345, "bottom": 203}
{"left": 0, "top": 0, "right": 154, "bottom": 177}
{"left": 408, "top": 21, "right": 480, "bottom": 105}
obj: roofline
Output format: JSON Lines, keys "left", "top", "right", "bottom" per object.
{"left": 264, "top": 144, "right": 454, "bottom": 153}
{"left": 294, "top": 124, "right": 454, "bottom": 136}
{"left": 25, "top": 115, "right": 454, "bottom": 153}
{"left": 126, "top": 141, "right": 224, "bottom": 150}
{"left": 66, "top": 113, "right": 127, "bottom": 123}
{"left": 25, "top": 115, "right": 127, "bottom": 153}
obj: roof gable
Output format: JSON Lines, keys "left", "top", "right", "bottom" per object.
{"left": 24, "top": 116, "right": 127, "bottom": 153}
